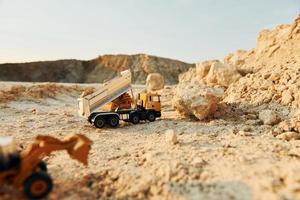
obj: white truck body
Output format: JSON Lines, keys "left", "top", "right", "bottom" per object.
{"left": 77, "top": 70, "right": 132, "bottom": 118}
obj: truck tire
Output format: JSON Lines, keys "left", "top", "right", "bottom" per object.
{"left": 147, "top": 112, "right": 156, "bottom": 122}
{"left": 23, "top": 171, "right": 53, "bottom": 199}
{"left": 108, "top": 115, "right": 119, "bottom": 127}
{"left": 130, "top": 113, "right": 140, "bottom": 124}
{"left": 94, "top": 116, "right": 105, "bottom": 128}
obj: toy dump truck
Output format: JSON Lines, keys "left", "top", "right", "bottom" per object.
{"left": 0, "top": 134, "right": 92, "bottom": 199}
{"left": 77, "top": 70, "right": 161, "bottom": 128}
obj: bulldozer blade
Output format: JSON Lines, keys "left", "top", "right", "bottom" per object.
{"left": 64, "top": 134, "right": 93, "bottom": 166}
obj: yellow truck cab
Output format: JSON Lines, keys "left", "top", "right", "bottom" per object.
{"left": 137, "top": 92, "right": 161, "bottom": 112}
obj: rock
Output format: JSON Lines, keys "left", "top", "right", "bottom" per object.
{"left": 281, "top": 90, "right": 294, "bottom": 105}
{"left": 259, "top": 110, "right": 281, "bottom": 125}
{"left": 172, "top": 81, "right": 224, "bottom": 120}
{"left": 276, "top": 131, "right": 300, "bottom": 141}
{"left": 31, "top": 109, "right": 37, "bottom": 114}
{"left": 165, "top": 129, "right": 178, "bottom": 144}
{"left": 289, "top": 14, "right": 300, "bottom": 37}
{"left": 277, "top": 116, "right": 300, "bottom": 136}
{"left": 200, "top": 171, "right": 210, "bottom": 180}
{"left": 271, "top": 127, "right": 283, "bottom": 136}
{"left": 195, "top": 60, "right": 242, "bottom": 87}
{"left": 245, "top": 114, "right": 258, "bottom": 120}
{"left": 288, "top": 147, "right": 300, "bottom": 157}
{"left": 146, "top": 73, "right": 165, "bottom": 91}
{"left": 245, "top": 119, "right": 262, "bottom": 126}
{"left": 242, "top": 126, "right": 252, "bottom": 132}
{"left": 238, "top": 130, "right": 253, "bottom": 136}
{"left": 191, "top": 157, "right": 207, "bottom": 168}
{"left": 204, "top": 62, "right": 242, "bottom": 87}
{"left": 178, "top": 67, "right": 197, "bottom": 83}
{"left": 196, "top": 60, "right": 218, "bottom": 79}
{"left": 224, "top": 50, "right": 249, "bottom": 74}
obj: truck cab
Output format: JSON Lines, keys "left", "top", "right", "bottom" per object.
{"left": 137, "top": 92, "right": 161, "bottom": 112}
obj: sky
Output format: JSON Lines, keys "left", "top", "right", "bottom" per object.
{"left": 0, "top": 0, "right": 299, "bottom": 64}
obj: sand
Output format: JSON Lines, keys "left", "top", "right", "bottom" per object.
{"left": 1, "top": 82, "right": 300, "bottom": 200}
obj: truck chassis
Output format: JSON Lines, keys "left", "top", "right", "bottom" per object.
{"left": 88, "top": 109, "right": 161, "bottom": 128}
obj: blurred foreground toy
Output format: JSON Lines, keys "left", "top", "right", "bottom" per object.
{"left": 78, "top": 70, "right": 162, "bottom": 128}
{"left": 0, "top": 134, "right": 92, "bottom": 199}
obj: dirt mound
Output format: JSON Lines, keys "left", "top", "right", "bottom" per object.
{"left": 224, "top": 15, "right": 300, "bottom": 109}
{"left": 175, "top": 15, "right": 300, "bottom": 121}
{"left": 0, "top": 54, "right": 194, "bottom": 84}
{"left": 0, "top": 83, "right": 87, "bottom": 103}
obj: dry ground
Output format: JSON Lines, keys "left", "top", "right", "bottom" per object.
{"left": 1, "top": 82, "right": 300, "bottom": 200}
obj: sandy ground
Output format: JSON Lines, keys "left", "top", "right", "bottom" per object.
{"left": 1, "top": 82, "right": 300, "bottom": 200}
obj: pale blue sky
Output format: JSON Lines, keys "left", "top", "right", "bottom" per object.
{"left": 0, "top": 0, "right": 299, "bottom": 63}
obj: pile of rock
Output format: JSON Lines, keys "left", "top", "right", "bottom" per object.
{"left": 172, "top": 79, "right": 225, "bottom": 120}
{"left": 272, "top": 113, "right": 300, "bottom": 141}
{"left": 176, "top": 15, "right": 300, "bottom": 121}
{"left": 179, "top": 60, "right": 241, "bottom": 87}
{"left": 224, "top": 15, "right": 300, "bottom": 108}
{"left": 174, "top": 60, "right": 241, "bottom": 120}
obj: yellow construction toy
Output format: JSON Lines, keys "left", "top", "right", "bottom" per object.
{"left": 0, "top": 134, "right": 92, "bottom": 199}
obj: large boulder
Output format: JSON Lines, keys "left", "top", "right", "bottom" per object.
{"left": 172, "top": 80, "right": 224, "bottom": 120}
{"left": 204, "top": 62, "right": 242, "bottom": 87}
{"left": 194, "top": 60, "right": 241, "bottom": 88}
{"left": 146, "top": 73, "right": 165, "bottom": 91}
{"left": 223, "top": 50, "right": 250, "bottom": 75}
{"left": 196, "top": 60, "right": 219, "bottom": 79}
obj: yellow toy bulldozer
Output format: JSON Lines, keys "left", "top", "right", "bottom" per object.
{"left": 0, "top": 134, "right": 92, "bottom": 199}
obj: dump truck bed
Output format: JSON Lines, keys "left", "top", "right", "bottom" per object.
{"left": 77, "top": 70, "right": 132, "bottom": 118}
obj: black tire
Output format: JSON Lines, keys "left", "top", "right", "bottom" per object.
{"left": 23, "top": 171, "right": 53, "bottom": 199}
{"left": 94, "top": 116, "right": 105, "bottom": 128}
{"left": 108, "top": 115, "right": 119, "bottom": 127}
{"left": 130, "top": 113, "right": 140, "bottom": 124}
{"left": 38, "top": 161, "right": 47, "bottom": 172}
{"left": 147, "top": 112, "right": 156, "bottom": 122}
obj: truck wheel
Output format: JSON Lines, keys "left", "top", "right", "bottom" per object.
{"left": 94, "top": 116, "right": 105, "bottom": 128}
{"left": 108, "top": 116, "right": 119, "bottom": 127}
{"left": 23, "top": 171, "right": 53, "bottom": 199}
{"left": 147, "top": 112, "right": 156, "bottom": 122}
{"left": 130, "top": 114, "right": 140, "bottom": 124}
